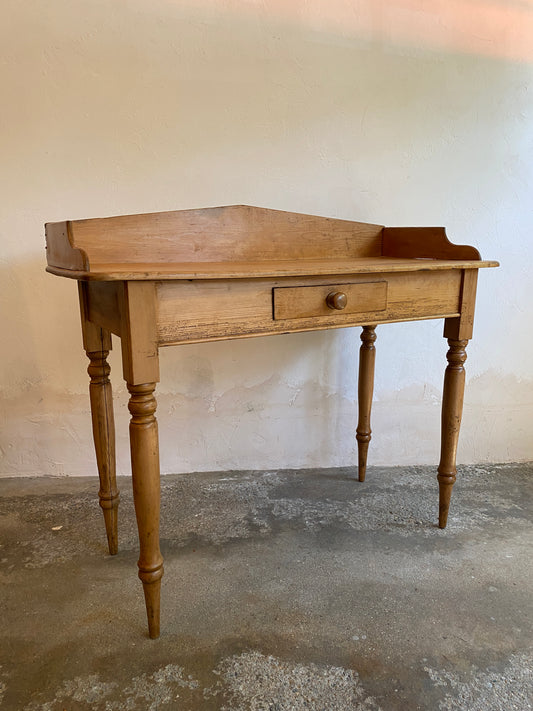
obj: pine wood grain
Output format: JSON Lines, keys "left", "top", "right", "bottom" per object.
{"left": 46, "top": 205, "right": 383, "bottom": 269}
{"left": 156, "top": 270, "right": 462, "bottom": 345}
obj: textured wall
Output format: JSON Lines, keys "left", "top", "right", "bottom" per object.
{"left": 1, "top": 0, "right": 532, "bottom": 477}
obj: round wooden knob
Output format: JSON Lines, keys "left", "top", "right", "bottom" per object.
{"left": 326, "top": 291, "right": 347, "bottom": 310}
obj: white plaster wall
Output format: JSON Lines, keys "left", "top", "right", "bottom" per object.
{"left": 1, "top": 0, "right": 532, "bottom": 477}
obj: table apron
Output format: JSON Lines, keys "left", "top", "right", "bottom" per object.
{"left": 155, "top": 270, "right": 463, "bottom": 345}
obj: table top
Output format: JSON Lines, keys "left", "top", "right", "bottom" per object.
{"left": 45, "top": 205, "right": 498, "bottom": 281}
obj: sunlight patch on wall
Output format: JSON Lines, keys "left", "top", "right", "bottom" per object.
{"left": 180, "top": 0, "right": 533, "bottom": 62}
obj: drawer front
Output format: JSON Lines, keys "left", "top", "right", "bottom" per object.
{"left": 273, "top": 281, "right": 388, "bottom": 320}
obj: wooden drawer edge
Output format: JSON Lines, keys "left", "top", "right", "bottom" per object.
{"left": 273, "top": 280, "right": 388, "bottom": 320}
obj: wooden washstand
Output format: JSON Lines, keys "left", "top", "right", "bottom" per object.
{"left": 45, "top": 205, "right": 498, "bottom": 638}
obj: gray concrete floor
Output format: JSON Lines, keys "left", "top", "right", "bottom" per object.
{"left": 0, "top": 463, "right": 532, "bottom": 710}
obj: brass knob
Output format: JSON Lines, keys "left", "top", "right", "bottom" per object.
{"left": 326, "top": 291, "right": 347, "bottom": 310}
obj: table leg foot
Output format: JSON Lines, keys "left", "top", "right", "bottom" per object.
{"left": 356, "top": 325, "right": 377, "bottom": 482}
{"left": 101, "top": 505, "right": 119, "bottom": 556}
{"left": 87, "top": 346, "right": 119, "bottom": 555}
{"left": 139, "top": 568, "right": 163, "bottom": 639}
{"left": 128, "top": 382, "right": 164, "bottom": 638}
{"left": 357, "top": 441, "right": 370, "bottom": 482}
{"left": 437, "top": 477, "right": 455, "bottom": 529}
{"left": 437, "top": 339, "right": 468, "bottom": 529}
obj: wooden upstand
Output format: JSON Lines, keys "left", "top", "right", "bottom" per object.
{"left": 45, "top": 205, "right": 498, "bottom": 638}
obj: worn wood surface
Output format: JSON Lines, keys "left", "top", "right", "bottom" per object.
{"left": 156, "top": 270, "right": 462, "bottom": 345}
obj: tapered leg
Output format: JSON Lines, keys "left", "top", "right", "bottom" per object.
{"left": 437, "top": 339, "right": 468, "bottom": 528}
{"left": 128, "top": 382, "right": 164, "bottom": 639}
{"left": 79, "top": 283, "right": 120, "bottom": 554}
{"left": 356, "top": 325, "right": 377, "bottom": 482}
{"left": 86, "top": 345, "right": 120, "bottom": 555}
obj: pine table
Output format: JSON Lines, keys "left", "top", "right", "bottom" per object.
{"left": 45, "top": 205, "right": 498, "bottom": 637}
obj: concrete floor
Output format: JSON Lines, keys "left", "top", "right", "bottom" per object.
{"left": 0, "top": 463, "right": 532, "bottom": 710}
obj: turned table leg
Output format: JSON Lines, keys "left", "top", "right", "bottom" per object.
{"left": 356, "top": 325, "right": 377, "bottom": 482}
{"left": 119, "top": 281, "right": 163, "bottom": 638}
{"left": 127, "top": 382, "right": 164, "bottom": 639}
{"left": 437, "top": 339, "right": 468, "bottom": 529}
{"left": 79, "top": 283, "right": 120, "bottom": 555}
{"left": 86, "top": 345, "right": 120, "bottom": 555}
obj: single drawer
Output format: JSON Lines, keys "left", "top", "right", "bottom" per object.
{"left": 273, "top": 281, "right": 388, "bottom": 320}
